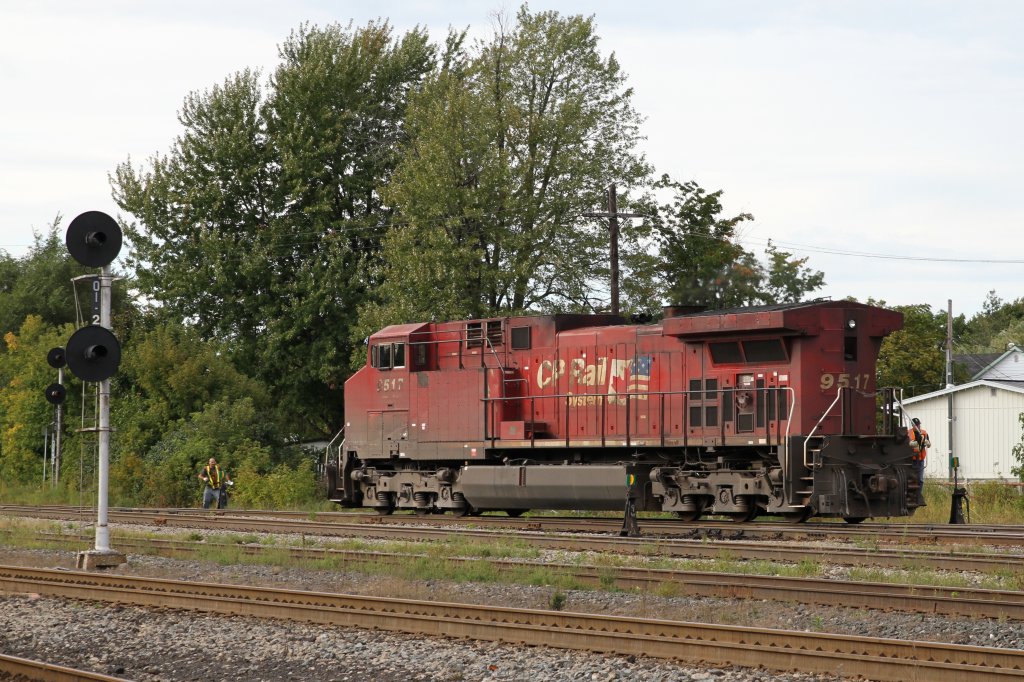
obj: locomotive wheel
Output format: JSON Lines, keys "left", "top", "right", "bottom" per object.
{"left": 414, "top": 507, "right": 431, "bottom": 516}
{"left": 673, "top": 509, "right": 703, "bottom": 522}
{"left": 724, "top": 508, "right": 759, "bottom": 523}
{"left": 374, "top": 505, "right": 394, "bottom": 516}
{"left": 504, "top": 509, "right": 527, "bottom": 518}
{"left": 843, "top": 516, "right": 867, "bottom": 524}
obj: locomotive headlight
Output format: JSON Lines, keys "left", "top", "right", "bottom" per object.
{"left": 847, "top": 319, "right": 857, "bottom": 329}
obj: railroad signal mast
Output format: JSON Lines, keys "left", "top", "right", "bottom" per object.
{"left": 56, "top": 211, "right": 126, "bottom": 569}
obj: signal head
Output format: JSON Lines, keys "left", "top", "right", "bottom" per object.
{"left": 47, "top": 347, "right": 67, "bottom": 369}
{"left": 65, "top": 325, "right": 122, "bottom": 382}
{"left": 44, "top": 383, "right": 67, "bottom": 405}
{"left": 66, "top": 211, "right": 122, "bottom": 267}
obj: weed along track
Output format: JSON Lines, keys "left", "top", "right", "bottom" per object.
{"left": 16, "top": 530, "right": 1024, "bottom": 621}
{"left": 2, "top": 564, "right": 1024, "bottom": 682}
{"left": 4, "top": 505, "right": 1024, "bottom": 573}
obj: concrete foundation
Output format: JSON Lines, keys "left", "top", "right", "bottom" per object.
{"left": 76, "top": 550, "right": 127, "bottom": 570}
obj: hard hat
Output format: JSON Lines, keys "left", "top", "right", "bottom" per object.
{"left": 911, "top": 417, "right": 921, "bottom": 426}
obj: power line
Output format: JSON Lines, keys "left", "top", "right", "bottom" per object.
{"left": 737, "top": 235, "right": 1024, "bottom": 264}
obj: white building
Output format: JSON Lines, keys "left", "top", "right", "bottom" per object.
{"left": 902, "top": 380, "right": 1024, "bottom": 481}
{"left": 954, "top": 343, "right": 1024, "bottom": 386}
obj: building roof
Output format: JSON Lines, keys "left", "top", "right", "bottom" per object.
{"left": 953, "top": 352, "right": 1003, "bottom": 379}
{"left": 970, "top": 344, "right": 1023, "bottom": 381}
{"left": 902, "top": 379, "right": 1024, "bottom": 405}
{"left": 953, "top": 344, "right": 1023, "bottom": 381}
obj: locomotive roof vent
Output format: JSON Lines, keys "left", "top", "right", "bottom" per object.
{"left": 663, "top": 304, "right": 707, "bottom": 318}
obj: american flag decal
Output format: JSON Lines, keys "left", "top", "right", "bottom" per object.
{"left": 628, "top": 355, "right": 652, "bottom": 394}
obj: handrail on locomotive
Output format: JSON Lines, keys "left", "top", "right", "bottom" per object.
{"left": 481, "top": 386, "right": 796, "bottom": 454}
{"left": 803, "top": 385, "right": 913, "bottom": 469}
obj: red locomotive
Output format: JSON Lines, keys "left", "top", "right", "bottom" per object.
{"left": 325, "top": 300, "right": 922, "bottom": 522}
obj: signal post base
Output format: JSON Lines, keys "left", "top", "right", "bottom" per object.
{"left": 76, "top": 550, "right": 126, "bottom": 571}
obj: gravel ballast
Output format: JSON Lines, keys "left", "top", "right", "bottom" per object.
{"left": 3, "top": 526, "right": 1024, "bottom": 681}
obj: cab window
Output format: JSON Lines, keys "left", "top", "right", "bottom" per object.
{"left": 371, "top": 341, "right": 405, "bottom": 370}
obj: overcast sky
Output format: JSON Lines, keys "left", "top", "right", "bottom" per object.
{"left": 1, "top": 1, "right": 1020, "bottom": 317}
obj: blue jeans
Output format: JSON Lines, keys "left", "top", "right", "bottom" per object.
{"left": 202, "top": 486, "right": 220, "bottom": 509}
{"left": 915, "top": 458, "right": 926, "bottom": 502}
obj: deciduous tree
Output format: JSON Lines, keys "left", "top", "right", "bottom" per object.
{"left": 113, "top": 22, "right": 435, "bottom": 435}
{"left": 361, "top": 6, "right": 651, "bottom": 337}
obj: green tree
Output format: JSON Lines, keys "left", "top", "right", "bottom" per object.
{"left": 958, "top": 291, "right": 1024, "bottom": 352}
{"left": 1012, "top": 413, "right": 1024, "bottom": 481}
{"left": 113, "top": 22, "right": 436, "bottom": 436}
{"left": 762, "top": 240, "right": 826, "bottom": 304}
{"left": 362, "top": 6, "right": 651, "bottom": 336}
{"left": 140, "top": 397, "right": 276, "bottom": 507}
{"left": 651, "top": 178, "right": 825, "bottom": 310}
{"left": 0, "top": 221, "right": 107, "bottom": 342}
{"left": 651, "top": 177, "right": 758, "bottom": 309}
{"left": 110, "top": 321, "right": 273, "bottom": 503}
{"left": 876, "top": 304, "right": 947, "bottom": 396}
{"left": 0, "top": 317, "right": 70, "bottom": 484}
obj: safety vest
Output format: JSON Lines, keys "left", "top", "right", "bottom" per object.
{"left": 910, "top": 427, "right": 929, "bottom": 461}
{"left": 204, "top": 465, "right": 222, "bottom": 488}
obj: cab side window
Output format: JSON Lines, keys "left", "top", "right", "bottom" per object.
{"left": 370, "top": 341, "right": 405, "bottom": 370}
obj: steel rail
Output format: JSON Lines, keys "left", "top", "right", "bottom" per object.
{"left": 3, "top": 507, "right": 1023, "bottom": 573}
{"left": 6, "top": 504, "right": 1024, "bottom": 547}
{"left": 15, "top": 532, "right": 1024, "bottom": 621}
{"left": 2, "top": 565, "right": 1023, "bottom": 682}
{"left": 0, "top": 652, "right": 131, "bottom": 682}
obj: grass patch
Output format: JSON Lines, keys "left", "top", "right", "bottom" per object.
{"left": 849, "top": 566, "right": 1024, "bottom": 592}
{"left": 320, "top": 536, "right": 541, "bottom": 562}
{"left": 875, "top": 480, "right": 1024, "bottom": 525}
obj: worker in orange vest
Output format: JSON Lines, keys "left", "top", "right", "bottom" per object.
{"left": 909, "top": 417, "right": 930, "bottom": 505}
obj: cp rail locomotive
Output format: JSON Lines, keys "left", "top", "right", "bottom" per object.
{"left": 325, "top": 300, "right": 922, "bottom": 522}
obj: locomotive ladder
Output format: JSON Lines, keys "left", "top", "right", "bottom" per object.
{"left": 482, "top": 337, "right": 528, "bottom": 442}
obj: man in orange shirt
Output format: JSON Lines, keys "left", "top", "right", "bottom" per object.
{"left": 909, "top": 418, "right": 930, "bottom": 505}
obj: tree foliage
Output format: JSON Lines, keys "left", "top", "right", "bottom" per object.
{"left": 359, "top": 7, "right": 651, "bottom": 337}
{"left": 0, "top": 221, "right": 112, "bottom": 342}
{"left": 958, "top": 291, "right": 1024, "bottom": 352}
{"left": 1012, "top": 413, "right": 1024, "bottom": 481}
{"left": 650, "top": 177, "right": 825, "bottom": 309}
{"left": 0, "top": 317, "right": 69, "bottom": 483}
{"left": 876, "top": 303, "right": 949, "bottom": 396}
{"left": 113, "top": 22, "right": 436, "bottom": 436}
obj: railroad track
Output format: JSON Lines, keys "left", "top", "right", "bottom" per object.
{"left": 3, "top": 504, "right": 1022, "bottom": 547}
{"left": 14, "top": 531, "right": 1024, "bottom": 621}
{"left": 2, "top": 564, "right": 1022, "bottom": 682}
{"left": 3, "top": 506, "right": 1020, "bottom": 573}
{"left": 0, "top": 652, "right": 129, "bottom": 681}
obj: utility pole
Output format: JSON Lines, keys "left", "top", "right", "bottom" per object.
{"left": 583, "top": 183, "right": 643, "bottom": 316}
{"left": 54, "top": 365, "right": 62, "bottom": 484}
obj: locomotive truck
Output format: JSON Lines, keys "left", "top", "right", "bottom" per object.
{"left": 324, "top": 300, "right": 922, "bottom": 522}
